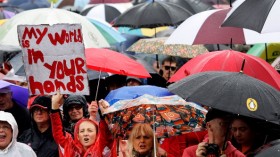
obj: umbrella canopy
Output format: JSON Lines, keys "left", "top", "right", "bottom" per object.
{"left": 254, "top": 139, "right": 280, "bottom": 157}
{"left": 87, "top": 17, "right": 126, "bottom": 45}
{"left": 89, "top": 0, "right": 132, "bottom": 3}
{"left": 127, "top": 37, "right": 208, "bottom": 58}
{"left": 0, "top": 80, "right": 29, "bottom": 107}
{"left": 17, "top": 0, "right": 50, "bottom": 10}
{"left": 0, "top": 8, "right": 110, "bottom": 48}
{"left": 113, "top": 1, "right": 193, "bottom": 28}
{"left": 160, "top": 0, "right": 214, "bottom": 14}
{"left": 85, "top": 48, "right": 151, "bottom": 78}
{"left": 81, "top": 4, "right": 121, "bottom": 23}
{"left": 117, "top": 26, "right": 169, "bottom": 37}
{"left": 105, "top": 85, "right": 173, "bottom": 105}
{"left": 168, "top": 71, "right": 280, "bottom": 124}
{"left": 102, "top": 94, "right": 207, "bottom": 138}
{"left": 166, "top": 9, "right": 280, "bottom": 45}
{"left": 56, "top": 0, "right": 90, "bottom": 11}
{"left": 168, "top": 50, "right": 280, "bottom": 91}
{"left": 247, "top": 43, "right": 280, "bottom": 64}
{"left": 0, "top": 10, "right": 15, "bottom": 19}
{"left": 222, "top": 0, "right": 280, "bottom": 33}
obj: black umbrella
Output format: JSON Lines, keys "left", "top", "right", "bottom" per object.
{"left": 162, "top": 0, "right": 214, "bottom": 14}
{"left": 168, "top": 71, "right": 280, "bottom": 124}
{"left": 113, "top": 0, "right": 193, "bottom": 28}
{"left": 253, "top": 139, "right": 280, "bottom": 157}
{"left": 222, "top": 0, "right": 279, "bottom": 33}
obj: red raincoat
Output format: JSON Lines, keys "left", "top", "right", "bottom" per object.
{"left": 51, "top": 111, "right": 108, "bottom": 157}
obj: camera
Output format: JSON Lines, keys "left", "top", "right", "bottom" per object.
{"left": 205, "top": 144, "right": 220, "bottom": 157}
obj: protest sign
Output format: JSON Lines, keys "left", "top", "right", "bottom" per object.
{"left": 17, "top": 24, "right": 89, "bottom": 95}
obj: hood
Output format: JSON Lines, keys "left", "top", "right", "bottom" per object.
{"left": 71, "top": 118, "right": 99, "bottom": 155}
{"left": 62, "top": 95, "right": 89, "bottom": 123}
{"left": 0, "top": 111, "right": 18, "bottom": 153}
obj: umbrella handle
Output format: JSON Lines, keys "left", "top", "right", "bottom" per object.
{"left": 153, "top": 110, "right": 157, "bottom": 157}
{"left": 94, "top": 70, "right": 102, "bottom": 101}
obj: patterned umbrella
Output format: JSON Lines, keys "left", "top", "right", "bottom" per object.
{"left": 127, "top": 37, "right": 208, "bottom": 58}
{"left": 102, "top": 94, "right": 207, "bottom": 138}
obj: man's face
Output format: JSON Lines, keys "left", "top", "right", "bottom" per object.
{"left": 0, "top": 121, "right": 12, "bottom": 150}
{"left": 32, "top": 107, "right": 50, "bottom": 124}
{"left": 68, "top": 104, "right": 84, "bottom": 121}
{"left": 161, "top": 61, "right": 177, "bottom": 80}
{"left": 209, "top": 118, "right": 231, "bottom": 139}
{"left": 0, "top": 93, "right": 13, "bottom": 111}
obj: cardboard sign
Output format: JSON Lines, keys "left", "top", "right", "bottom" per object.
{"left": 17, "top": 24, "right": 89, "bottom": 95}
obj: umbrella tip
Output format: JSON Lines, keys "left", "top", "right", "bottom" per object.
{"left": 240, "top": 59, "right": 245, "bottom": 73}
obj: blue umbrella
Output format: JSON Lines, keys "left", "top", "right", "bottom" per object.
{"left": 0, "top": 80, "right": 29, "bottom": 107}
{"left": 105, "top": 85, "right": 173, "bottom": 105}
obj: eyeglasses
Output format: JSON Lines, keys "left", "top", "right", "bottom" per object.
{"left": 164, "top": 66, "right": 176, "bottom": 71}
{"left": 33, "top": 107, "right": 48, "bottom": 113}
{"left": 69, "top": 105, "right": 83, "bottom": 111}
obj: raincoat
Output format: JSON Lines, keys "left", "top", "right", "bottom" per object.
{"left": 0, "top": 111, "right": 36, "bottom": 157}
{"left": 51, "top": 110, "right": 107, "bottom": 157}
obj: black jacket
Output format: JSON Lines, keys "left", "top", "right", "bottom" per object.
{"left": 18, "top": 124, "right": 59, "bottom": 157}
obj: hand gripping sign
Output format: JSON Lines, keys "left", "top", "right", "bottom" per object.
{"left": 17, "top": 24, "right": 89, "bottom": 95}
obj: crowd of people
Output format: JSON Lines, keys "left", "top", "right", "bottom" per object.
{"left": 0, "top": 47, "right": 279, "bottom": 157}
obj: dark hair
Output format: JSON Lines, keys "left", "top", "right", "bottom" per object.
{"left": 161, "top": 56, "right": 177, "bottom": 65}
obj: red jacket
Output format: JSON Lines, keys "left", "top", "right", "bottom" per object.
{"left": 182, "top": 138, "right": 245, "bottom": 157}
{"left": 160, "top": 131, "right": 207, "bottom": 157}
{"left": 51, "top": 111, "right": 109, "bottom": 157}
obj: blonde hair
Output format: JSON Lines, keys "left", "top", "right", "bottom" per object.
{"left": 126, "top": 123, "right": 159, "bottom": 157}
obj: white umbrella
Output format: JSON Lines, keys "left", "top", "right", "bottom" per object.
{"left": 166, "top": 9, "right": 280, "bottom": 45}
{"left": 0, "top": 8, "right": 110, "bottom": 48}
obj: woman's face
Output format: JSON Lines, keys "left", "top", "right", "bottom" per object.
{"left": 77, "top": 121, "right": 97, "bottom": 149}
{"left": 133, "top": 132, "right": 153, "bottom": 155}
{"left": 231, "top": 119, "right": 254, "bottom": 145}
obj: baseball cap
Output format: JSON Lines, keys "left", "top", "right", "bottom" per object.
{"left": 30, "top": 96, "right": 52, "bottom": 112}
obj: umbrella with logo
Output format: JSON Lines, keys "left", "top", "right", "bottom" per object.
{"left": 166, "top": 9, "right": 280, "bottom": 45}
{"left": 168, "top": 50, "right": 280, "bottom": 91}
{"left": 127, "top": 37, "right": 208, "bottom": 58}
{"left": 168, "top": 71, "right": 280, "bottom": 125}
{"left": 222, "top": 0, "right": 280, "bottom": 33}
{"left": 102, "top": 94, "right": 207, "bottom": 139}
{"left": 0, "top": 8, "right": 110, "bottom": 48}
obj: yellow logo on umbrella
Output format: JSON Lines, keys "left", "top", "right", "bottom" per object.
{"left": 246, "top": 98, "right": 258, "bottom": 111}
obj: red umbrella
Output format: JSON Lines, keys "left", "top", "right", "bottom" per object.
{"left": 168, "top": 50, "right": 280, "bottom": 91}
{"left": 85, "top": 48, "right": 151, "bottom": 78}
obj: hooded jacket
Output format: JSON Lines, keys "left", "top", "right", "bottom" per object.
{"left": 62, "top": 95, "right": 89, "bottom": 136}
{"left": 51, "top": 110, "right": 108, "bottom": 157}
{"left": 0, "top": 111, "right": 37, "bottom": 157}
{"left": 18, "top": 96, "right": 59, "bottom": 157}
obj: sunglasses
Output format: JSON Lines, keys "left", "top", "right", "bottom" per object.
{"left": 164, "top": 66, "right": 176, "bottom": 71}
{"left": 69, "top": 105, "right": 83, "bottom": 111}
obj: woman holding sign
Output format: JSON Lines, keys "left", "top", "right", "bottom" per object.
{"left": 50, "top": 89, "right": 108, "bottom": 157}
